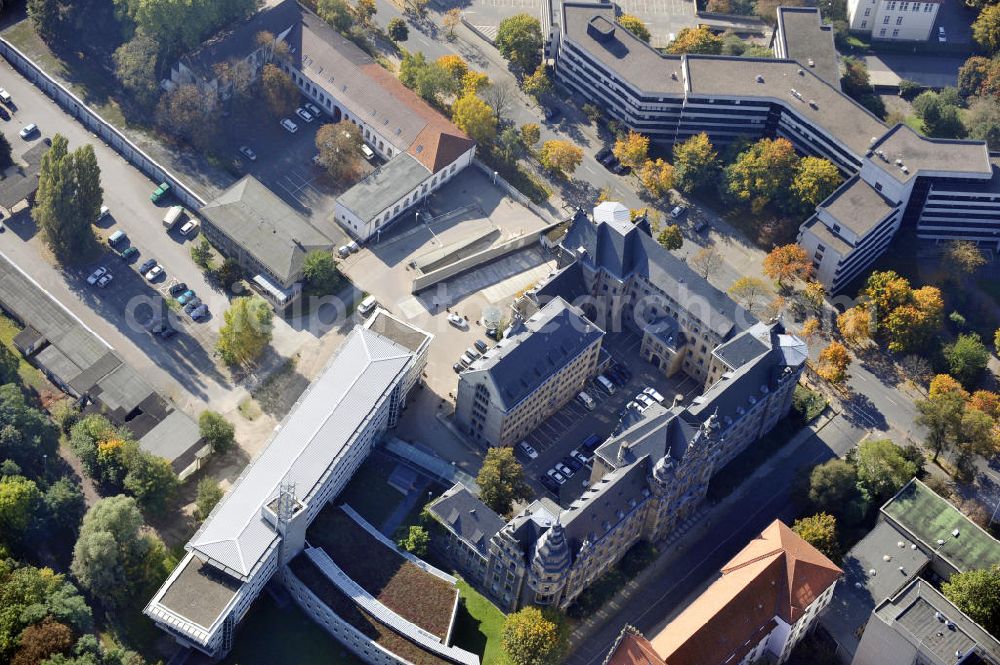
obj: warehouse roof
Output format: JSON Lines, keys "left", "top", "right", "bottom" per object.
{"left": 0, "top": 142, "right": 48, "bottom": 211}
{"left": 187, "top": 326, "right": 414, "bottom": 579}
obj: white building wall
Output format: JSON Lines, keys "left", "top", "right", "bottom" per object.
{"left": 849, "top": 0, "right": 939, "bottom": 39}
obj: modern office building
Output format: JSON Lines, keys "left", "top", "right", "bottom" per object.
{"left": 847, "top": 0, "right": 940, "bottom": 41}
{"left": 603, "top": 520, "right": 842, "bottom": 665}
{"left": 171, "top": 0, "right": 476, "bottom": 245}
{"left": 771, "top": 7, "right": 840, "bottom": 87}
{"left": 437, "top": 320, "right": 805, "bottom": 612}
{"left": 455, "top": 296, "right": 604, "bottom": 448}
{"left": 145, "top": 315, "right": 431, "bottom": 657}
{"left": 544, "top": 0, "right": 1000, "bottom": 293}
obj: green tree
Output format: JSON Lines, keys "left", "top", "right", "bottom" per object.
{"left": 0, "top": 560, "right": 92, "bottom": 659}
{"left": 155, "top": 84, "right": 217, "bottom": 147}
{"left": 216, "top": 297, "right": 274, "bottom": 367}
{"left": 260, "top": 63, "right": 299, "bottom": 119}
{"left": 43, "top": 478, "right": 86, "bottom": 541}
{"left": 617, "top": 14, "right": 650, "bottom": 42}
{"left": 995, "top": 328, "right": 1000, "bottom": 352}
{"left": 476, "top": 447, "right": 531, "bottom": 517}
{"left": 0, "top": 476, "right": 41, "bottom": 545}
{"left": 496, "top": 125, "right": 525, "bottom": 165}
{"left": 915, "top": 390, "right": 965, "bottom": 462}
{"left": 452, "top": 94, "right": 497, "bottom": 144}
{"left": 539, "top": 140, "right": 583, "bottom": 176}
{"left": 656, "top": 224, "right": 683, "bottom": 250}
{"left": 28, "top": 0, "right": 63, "bottom": 42}
{"left": 913, "top": 90, "right": 966, "bottom": 138}
{"left": 966, "top": 96, "right": 1000, "bottom": 149}
{"left": 0, "top": 383, "right": 58, "bottom": 477}
{"left": 0, "top": 133, "right": 12, "bottom": 171}
{"left": 70, "top": 495, "right": 171, "bottom": 609}
{"left": 191, "top": 237, "right": 214, "bottom": 270}
{"left": 792, "top": 512, "right": 839, "bottom": 560}
{"left": 397, "top": 525, "right": 430, "bottom": 557}
{"left": 35, "top": 135, "right": 102, "bottom": 265}
{"left": 399, "top": 51, "right": 457, "bottom": 105}
{"left": 115, "top": 0, "right": 257, "bottom": 54}
{"left": 944, "top": 333, "right": 990, "bottom": 388}
{"left": 315, "top": 122, "right": 364, "bottom": 180}
{"left": 855, "top": 438, "right": 918, "bottom": 501}
{"left": 841, "top": 56, "right": 873, "bottom": 98}
{"left": 667, "top": 26, "right": 723, "bottom": 54}
{"left": 502, "top": 606, "right": 568, "bottom": 665}
{"left": 302, "top": 250, "right": 341, "bottom": 294}
{"left": 194, "top": 478, "right": 224, "bottom": 522}
{"left": 789, "top": 156, "right": 842, "bottom": 212}
{"left": 113, "top": 30, "right": 160, "bottom": 109}
{"left": 387, "top": 17, "right": 408, "bottom": 41}
{"left": 942, "top": 565, "right": 1000, "bottom": 637}
{"left": 198, "top": 411, "right": 235, "bottom": 454}
{"left": 808, "top": 459, "right": 862, "bottom": 516}
{"left": 495, "top": 14, "right": 543, "bottom": 71}
{"left": 673, "top": 132, "right": 719, "bottom": 193}
{"left": 975, "top": 4, "right": 1000, "bottom": 53}
{"left": 725, "top": 137, "right": 799, "bottom": 212}
{"left": 522, "top": 65, "right": 552, "bottom": 99}
{"left": 123, "top": 452, "right": 177, "bottom": 515}
{"left": 318, "top": 0, "right": 354, "bottom": 31}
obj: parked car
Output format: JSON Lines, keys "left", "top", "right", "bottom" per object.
{"left": 635, "top": 393, "right": 655, "bottom": 409}
{"left": 184, "top": 297, "right": 203, "bottom": 313}
{"left": 447, "top": 312, "right": 468, "bottom": 329}
{"left": 546, "top": 468, "right": 567, "bottom": 485}
{"left": 138, "top": 258, "right": 156, "bottom": 274}
{"left": 562, "top": 455, "right": 583, "bottom": 473}
{"left": 580, "top": 434, "right": 602, "bottom": 453}
{"left": 305, "top": 102, "right": 322, "bottom": 117}
{"left": 98, "top": 205, "right": 110, "bottom": 221}
{"left": 612, "top": 162, "right": 630, "bottom": 175}
{"left": 517, "top": 441, "right": 539, "bottom": 460}
{"left": 571, "top": 448, "right": 591, "bottom": 465}
{"left": 18, "top": 124, "right": 37, "bottom": 139}
{"left": 596, "top": 374, "right": 616, "bottom": 395}
{"left": 358, "top": 295, "right": 378, "bottom": 317}
{"left": 239, "top": 145, "right": 257, "bottom": 161}
{"left": 145, "top": 265, "right": 164, "bottom": 281}
{"left": 157, "top": 326, "right": 176, "bottom": 339}
{"left": 576, "top": 390, "right": 596, "bottom": 410}
{"left": 602, "top": 155, "right": 620, "bottom": 171}
{"left": 295, "top": 107, "right": 314, "bottom": 123}
{"left": 613, "top": 362, "right": 633, "bottom": 383}
{"left": 670, "top": 205, "right": 687, "bottom": 219}
{"left": 452, "top": 362, "right": 465, "bottom": 373}
{"left": 938, "top": 26, "right": 946, "bottom": 42}
{"left": 596, "top": 147, "right": 612, "bottom": 162}
{"left": 693, "top": 219, "right": 709, "bottom": 233}
{"left": 0, "top": 89, "right": 12, "bottom": 105}
{"left": 486, "top": 327, "right": 501, "bottom": 341}
{"left": 543, "top": 106, "right": 560, "bottom": 122}
{"left": 86, "top": 267, "right": 108, "bottom": 285}
{"left": 177, "top": 290, "right": 197, "bottom": 305}
{"left": 338, "top": 245, "right": 351, "bottom": 258}
{"left": 189, "top": 304, "right": 209, "bottom": 320}
{"left": 150, "top": 182, "right": 171, "bottom": 203}
{"left": 280, "top": 118, "right": 298, "bottom": 133}
{"left": 179, "top": 219, "right": 200, "bottom": 236}
{"left": 361, "top": 144, "right": 375, "bottom": 161}
{"left": 474, "top": 339, "right": 489, "bottom": 354}
{"left": 605, "top": 366, "right": 628, "bottom": 387}
{"left": 554, "top": 462, "right": 573, "bottom": 478}
{"left": 643, "top": 387, "right": 665, "bottom": 404}
{"left": 120, "top": 246, "right": 138, "bottom": 261}
{"left": 169, "top": 282, "right": 188, "bottom": 297}
{"left": 540, "top": 474, "right": 560, "bottom": 494}
{"left": 96, "top": 272, "right": 113, "bottom": 288}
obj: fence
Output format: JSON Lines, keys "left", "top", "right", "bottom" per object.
{"left": 410, "top": 220, "right": 563, "bottom": 293}
{"left": 471, "top": 158, "right": 560, "bottom": 224}
{"left": 0, "top": 39, "right": 207, "bottom": 211}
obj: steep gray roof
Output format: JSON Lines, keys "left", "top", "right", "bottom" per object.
{"left": 532, "top": 521, "right": 571, "bottom": 575}
{"left": 559, "top": 210, "right": 750, "bottom": 338}
{"left": 462, "top": 297, "right": 603, "bottom": 411}
{"left": 561, "top": 461, "right": 651, "bottom": 556}
{"left": 429, "top": 484, "right": 505, "bottom": 556}
{"left": 199, "top": 176, "right": 335, "bottom": 286}
{"left": 0, "top": 142, "right": 48, "bottom": 210}
{"left": 188, "top": 326, "right": 414, "bottom": 579}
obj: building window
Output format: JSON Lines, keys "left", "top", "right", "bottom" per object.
{"left": 864, "top": 7, "right": 871, "bottom": 14}
{"left": 883, "top": 15, "right": 890, "bottom": 23}
{"left": 896, "top": 15, "right": 903, "bottom": 23}
{"left": 892, "top": 27, "right": 900, "bottom": 35}
{"left": 861, "top": 19, "right": 867, "bottom": 26}
{"left": 879, "top": 27, "right": 887, "bottom": 35}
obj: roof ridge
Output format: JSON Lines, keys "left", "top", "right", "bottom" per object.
{"left": 720, "top": 546, "right": 783, "bottom": 574}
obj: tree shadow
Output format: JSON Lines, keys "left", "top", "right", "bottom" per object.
{"left": 842, "top": 392, "right": 889, "bottom": 431}
{"left": 246, "top": 353, "right": 311, "bottom": 419}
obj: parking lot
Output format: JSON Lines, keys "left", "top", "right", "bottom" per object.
{"left": 519, "top": 328, "right": 703, "bottom": 507}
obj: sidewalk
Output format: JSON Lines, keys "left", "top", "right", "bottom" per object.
{"left": 564, "top": 408, "right": 840, "bottom": 654}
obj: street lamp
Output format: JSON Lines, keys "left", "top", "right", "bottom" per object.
{"left": 493, "top": 171, "right": 498, "bottom": 185}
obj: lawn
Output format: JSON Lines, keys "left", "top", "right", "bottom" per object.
{"left": 308, "top": 506, "right": 458, "bottom": 640}
{"left": 220, "top": 587, "right": 362, "bottom": 665}
{"left": 0, "top": 313, "right": 56, "bottom": 396}
{"left": 452, "top": 579, "right": 506, "bottom": 665}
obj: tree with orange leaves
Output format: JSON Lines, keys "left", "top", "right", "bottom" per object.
{"left": 816, "top": 341, "right": 851, "bottom": 384}
{"left": 762, "top": 244, "right": 813, "bottom": 289}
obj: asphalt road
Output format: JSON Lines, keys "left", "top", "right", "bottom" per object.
{"left": 563, "top": 414, "right": 865, "bottom": 665}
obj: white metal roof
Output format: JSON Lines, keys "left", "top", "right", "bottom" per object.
{"left": 188, "top": 327, "right": 413, "bottom": 579}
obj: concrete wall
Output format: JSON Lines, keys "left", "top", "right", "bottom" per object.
{"left": 411, "top": 220, "right": 564, "bottom": 293}
{"left": 0, "top": 40, "right": 207, "bottom": 211}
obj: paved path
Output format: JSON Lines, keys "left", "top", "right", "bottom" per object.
{"left": 563, "top": 411, "right": 863, "bottom": 664}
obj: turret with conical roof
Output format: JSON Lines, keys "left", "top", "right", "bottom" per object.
{"left": 527, "top": 520, "right": 572, "bottom": 604}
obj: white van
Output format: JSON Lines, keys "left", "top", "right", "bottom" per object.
{"left": 361, "top": 144, "right": 375, "bottom": 161}
{"left": 358, "top": 295, "right": 377, "bottom": 317}
{"left": 596, "top": 374, "right": 616, "bottom": 395}
{"left": 576, "top": 391, "right": 596, "bottom": 411}
{"left": 162, "top": 205, "right": 184, "bottom": 230}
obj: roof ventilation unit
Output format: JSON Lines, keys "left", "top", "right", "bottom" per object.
{"left": 895, "top": 159, "right": 903, "bottom": 166}
{"left": 808, "top": 58, "right": 815, "bottom": 67}
{"left": 808, "top": 100, "right": 818, "bottom": 109}
{"left": 756, "top": 74, "right": 764, "bottom": 83}
{"left": 798, "top": 68, "right": 804, "bottom": 75}
{"left": 901, "top": 166, "right": 909, "bottom": 174}
{"left": 671, "top": 71, "right": 678, "bottom": 80}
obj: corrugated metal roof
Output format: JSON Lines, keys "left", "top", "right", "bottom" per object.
{"left": 188, "top": 327, "right": 413, "bottom": 578}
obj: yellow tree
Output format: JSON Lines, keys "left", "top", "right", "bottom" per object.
{"left": 724, "top": 137, "right": 799, "bottom": 211}
{"left": 442, "top": 7, "right": 461, "bottom": 37}
{"left": 817, "top": 341, "right": 851, "bottom": 384}
{"left": 862, "top": 270, "right": 911, "bottom": 326}
{"left": 539, "top": 140, "right": 583, "bottom": 175}
{"left": 520, "top": 122, "right": 540, "bottom": 147}
{"left": 837, "top": 306, "right": 872, "bottom": 347}
{"left": 436, "top": 54, "right": 469, "bottom": 86}
{"left": 762, "top": 244, "right": 813, "bottom": 289}
{"left": 790, "top": 156, "right": 843, "bottom": 212}
{"left": 673, "top": 132, "right": 719, "bottom": 193}
{"left": 802, "top": 281, "right": 826, "bottom": 312}
{"left": 970, "top": 390, "right": 1000, "bottom": 419}
{"left": 461, "top": 70, "right": 490, "bottom": 96}
{"left": 639, "top": 158, "right": 674, "bottom": 198}
{"left": 666, "top": 25, "right": 723, "bottom": 54}
{"left": 451, "top": 94, "right": 496, "bottom": 144}
{"left": 946, "top": 240, "right": 988, "bottom": 275}
{"left": 522, "top": 65, "right": 552, "bottom": 98}
{"left": 617, "top": 14, "right": 651, "bottom": 42}
{"left": 973, "top": 4, "right": 1000, "bottom": 53}
{"left": 727, "top": 276, "right": 770, "bottom": 313}
{"left": 929, "top": 373, "right": 970, "bottom": 399}
{"left": 612, "top": 131, "right": 650, "bottom": 169}
{"left": 800, "top": 317, "right": 821, "bottom": 340}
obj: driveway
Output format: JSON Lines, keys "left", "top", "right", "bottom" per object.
{"left": 865, "top": 53, "right": 967, "bottom": 89}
